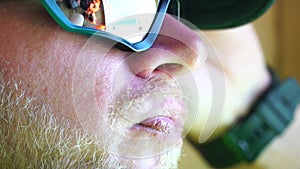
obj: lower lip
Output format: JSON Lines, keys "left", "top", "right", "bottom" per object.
{"left": 129, "top": 116, "right": 180, "bottom": 137}
{"left": 130, "top": 125, "right": 163, "bottom": 137}
{"left": 118, "top": 117, "right": 184, "bottom": 160}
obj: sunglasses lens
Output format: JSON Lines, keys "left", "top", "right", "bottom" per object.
{"left": 57, "top": 0, "right": 159, "bottom": 43}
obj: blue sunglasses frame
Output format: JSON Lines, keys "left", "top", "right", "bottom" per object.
{"left": 40, "top": 0, "right": 173, "bottom": 52}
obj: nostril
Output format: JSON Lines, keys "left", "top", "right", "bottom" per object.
{"left": 135, "top": 63, "right": 183, "bottom": 79}
{"left": 135, "top": 69, "right": 154, "bottom": 78}
{"left": 155, "top": 63, "right": 183, "bottom": 75}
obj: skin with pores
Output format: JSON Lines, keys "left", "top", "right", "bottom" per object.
{"left": 0, "top": 1, "right": 204, "bottom": 168}
{"left": 3, "top": 0, "right": 299, "bottom": 169}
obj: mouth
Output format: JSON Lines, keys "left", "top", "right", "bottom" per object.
{"left": 135, "top": 116, "right": 175, "bottom": 133}
{"left": 129, "top": 113, "right": 184, "bottom": 139}
{"left": 124, "top": 96, "right": 185, "bottom": 138}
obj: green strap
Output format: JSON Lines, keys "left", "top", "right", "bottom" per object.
{"left": 189, "top": 75, "right": 300, "bottom": 168}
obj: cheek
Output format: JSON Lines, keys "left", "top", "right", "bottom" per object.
{"left": 94, "top": 54, "right": 129, "bottom": 114}
{"left": 31, "top": 59, "right": 76, "bottom": 118}
{"left": 72, "top": 51, "right": 130, "bottom": 137}
{"left": 2, "top": 46, "right": 80, "bottom": 123}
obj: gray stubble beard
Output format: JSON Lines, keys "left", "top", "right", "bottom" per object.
{"left": 0, "top": 76, "right": 182, "bottom": 169}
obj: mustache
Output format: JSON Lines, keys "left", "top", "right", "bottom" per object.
{"left": 107, "top": 73, "right": 184, "bottom": 126}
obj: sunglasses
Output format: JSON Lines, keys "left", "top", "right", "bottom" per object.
{"left": 41, "top": 0, "right": 180, "bottom": 52}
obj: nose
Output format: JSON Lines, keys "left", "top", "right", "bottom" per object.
{"left": 127, "top": 14, "right": 207, "bottom": 78}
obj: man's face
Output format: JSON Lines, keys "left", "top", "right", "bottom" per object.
{"left": 0, "top": 1, "right": 210, "bottom": 168}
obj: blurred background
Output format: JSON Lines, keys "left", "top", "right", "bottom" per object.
{"left": 179, "top": 0, "right": 300, "bottom": 168}
{"left": 254, "top": 0, "right": 300, "bottom": 80}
